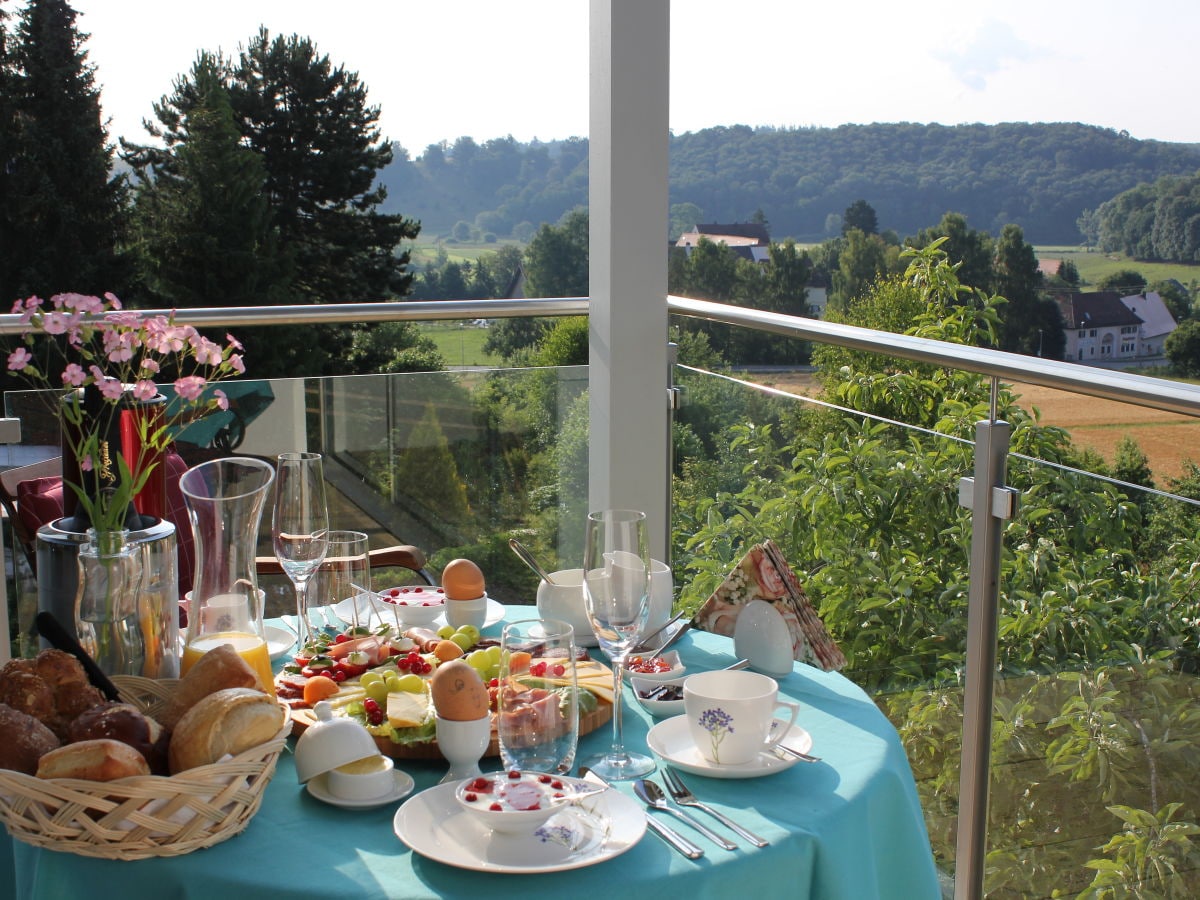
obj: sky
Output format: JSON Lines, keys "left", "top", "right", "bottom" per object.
{"left": 65, "top": 0, "right": 1200, "bottom": 153}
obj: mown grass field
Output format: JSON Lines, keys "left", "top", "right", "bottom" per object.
{"left": 420, "top": 322, "right": 504, "bottom": 367}
{"left": 1034, "top": 246, "right": 1200, "bottom": 290}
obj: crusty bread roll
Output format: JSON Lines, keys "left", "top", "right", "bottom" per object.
{"left": 68, "top": 702, "right": 168, "bottom": 776}
{"left": 168, "top": 687, "right": 283, "bottom": 774}
{"left": 36, "top": 738, "right": 150, "bottom": 781}
{"left": 0, "top": 650, "right": 104, "bottom": 739}
{"left": 161, "top": 644, "right": 262, "bottom": 731}
{"left": 0, "top": 703, "right": 60, "bottom": 775}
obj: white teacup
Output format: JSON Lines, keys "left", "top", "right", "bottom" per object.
{"left": 683, "top": 670, "right": 801, "bottom": 766}
{"left": 535, "top": 569, "right": 598, "bottom": 646}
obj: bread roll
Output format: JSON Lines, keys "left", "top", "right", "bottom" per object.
{"left": 161, "top": 643, "right": 262, "bottom": 731}
{"left": 0, "top": 651, "right": 103, "bottom": 739}
{"left": 68, "top": 702, "right": 168, "bottom": 775}
{"left": 168, "top": 687, "right": 283, "bottom": 774}
{"left": 36, "top": 738, "right": 150, "bottom": 781}
{"left": 0, "top": 703, "right": 60, "bottom": 775}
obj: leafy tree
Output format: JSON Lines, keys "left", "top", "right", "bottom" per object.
{"left": 1097, "top": 269, "right": 1148, "bottom": 295}
{"left": 124, "top": 28, "right": 421, "bottom": 376}
{"left": 533, "top": 317, "right": 588, "bottom": 366}
{"left": 669, "top": 202, "right": 703, "bottom": 240}
{"left": 828, "top": 228, "right": 899, "bottom": 312}
{"left": 1084, "top": 171, "right": 1200, "bottom": 262}
{"left": 1165, "top": 319, "right": 1200, "bottom": 377}
{"left": 2, "top": 0, "right": 125, "bottom": 302}
{"left": 1056, "top": 259, "right": 1081, "bottom": 287}
{"left": 842, "top": 199, "right": 878, "bottom": 235}
{"left": 1150, "top": 279, "right": 1191, "bottom": 322}
{"left": 451, "top": 220, "right": 472, "bottom": 242}
{"left": 345, "top": 321, "right": 444, "bottom": 374}
{"left": 992, "top": 223, "right": 1063, "bottom": 357}
{"left": 910, "top": 212, "right": 994, "bottom": 293}
{"left": 523, "top": 207, "right": 588, "bottom": 298}
{"left": 127, "top": 54, "right": 288, "bottom": 309}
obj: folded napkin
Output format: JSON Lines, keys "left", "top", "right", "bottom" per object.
{"left": 696, "top": 540, "right": 846, "bottom": 671}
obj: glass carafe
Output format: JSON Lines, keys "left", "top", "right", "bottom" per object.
{"left": 178, "top": 457, "right": 276, "bottom": 694}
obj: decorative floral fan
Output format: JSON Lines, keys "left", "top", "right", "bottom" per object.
{"left": 695, "top": 540, "right": 846, "bottom": 671}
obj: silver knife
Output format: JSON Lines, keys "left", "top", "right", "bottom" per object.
{"left": 578, "top": 767, "right": 704, "bottom": 860}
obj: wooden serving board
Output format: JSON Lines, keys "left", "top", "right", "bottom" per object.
{"left": 286, "top": 659, "right": 615, "bottom": 761}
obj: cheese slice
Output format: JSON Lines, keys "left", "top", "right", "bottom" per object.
{"left": 387, "top": 690, "right": 432, "bottom": 728}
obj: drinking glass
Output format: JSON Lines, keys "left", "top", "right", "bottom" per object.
{"left": 272, "top": 452, "right": 330, "bottom": 647}
{"left": 497, "top": 617, "right": 580, "bottom": 774}
{"left": 580, "top": 509, "right": 654, "bottom": 780}
{"left": 311, "top": 530, "right": 371, "bottom": 631}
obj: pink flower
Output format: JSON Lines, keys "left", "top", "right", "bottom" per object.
{"left": 96, "top": 376, "right": 125, "bottom": 401}
{"left": 7, "top": 347, "right": 32, "bottom": 371}
{"left": 193, "top": 337, "right": 223, "bottom": 366}
{"left": 140, "top": 359, "right": 160, "bottom": 375}
{"left": 62, "top": 363, "right": 87, "bottom": 386}
{"left": 229, "top": 354, "right": 246, "bottom": 375}
{"left": 79, "top": 454, "right": 94, "bottom": 473}
{"left": 41, "top": 311, "right": 73, "bottom": 335}
{"left": 226, "top": 334, "right": 243, "bottom": 351}
{"left": 131, "top": 379, "right": 158, "bottom": 400}
{"left": 214, "top": 388, "right": 229, "bottom": 411}
{"left": 174, "top": 375, "right": 206, "bottom": 401}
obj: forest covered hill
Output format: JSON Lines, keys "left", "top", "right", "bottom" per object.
{"left": 377, "top": 122, "right": 1200, "bottom": 245}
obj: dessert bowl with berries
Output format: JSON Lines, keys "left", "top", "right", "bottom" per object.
{"left": 621, "top": 649, "right": 684, "bottom": 684}
{"left": 454, "top": 771, "right": 606, "bottom": 834}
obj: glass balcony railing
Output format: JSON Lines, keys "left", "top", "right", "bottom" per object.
{"left": 3, "top": 297, "right": 1199, "bottom": 898}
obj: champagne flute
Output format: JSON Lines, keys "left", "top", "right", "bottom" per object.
{"left": 580, "top": 508, "right": 654, "bottom": 780}
{"left": 272, "top": 452, "right": 330, "bottom": 647}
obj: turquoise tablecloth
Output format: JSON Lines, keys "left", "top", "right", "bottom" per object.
{"left": 4, "top": 607, "right": 940, "bottom": 899}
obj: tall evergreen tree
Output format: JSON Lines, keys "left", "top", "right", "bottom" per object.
{"left": 124, "top": 28, "right": 421, "bottom": 376}
{"left": 128, "top": 53, "right": 289, "bottom": 310}
{"left": 2, "top": 0, "right": 125, "bottom": 303}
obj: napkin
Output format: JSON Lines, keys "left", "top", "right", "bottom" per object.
{"left": 695, "top": 540, "right": 846, "bottom": 671}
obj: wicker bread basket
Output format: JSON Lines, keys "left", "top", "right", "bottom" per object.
{"left": 0, "top": 675, "right": 290, "bottom": 860}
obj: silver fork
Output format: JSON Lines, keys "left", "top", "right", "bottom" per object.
{"left": 661, "top": 767, "right": 770, "bottom": 847}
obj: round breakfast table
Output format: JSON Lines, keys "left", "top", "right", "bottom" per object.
{"left": 2, "top": 605, "right": 940, "bottom": 900}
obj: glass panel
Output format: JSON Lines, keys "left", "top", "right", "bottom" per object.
{"left": 670, "top": 364, "right": 1200, "bottom": 896}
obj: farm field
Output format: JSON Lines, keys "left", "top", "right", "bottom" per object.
{"left": 751, "top": 370, "right": 1199, "bottom": 484}
{"left": 420, "top": 322, "right": 503, "bottom": 367}
{"left": 1033, "top": 246, "right": 1200, "bottom": 291}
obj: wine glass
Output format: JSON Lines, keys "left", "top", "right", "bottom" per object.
{"left": 312, "top": 530, "right": 371, "bottom": 631}
{"left": 272, "top": 452, "right": 330, "bottom": 647}
{"left": 580, "top": 509, "right": 654, "bottom": 780}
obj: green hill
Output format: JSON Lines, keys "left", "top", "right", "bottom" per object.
{"left": 379, "top": 123, "right": 1200, "bottom": 245}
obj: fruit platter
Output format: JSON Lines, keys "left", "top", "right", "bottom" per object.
{"left": 275, "top": 621, "right": 614, "bottom": 760}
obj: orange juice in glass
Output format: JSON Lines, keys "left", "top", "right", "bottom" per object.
{"left": 181, "top": 632, "right": 276, "bottom": 697}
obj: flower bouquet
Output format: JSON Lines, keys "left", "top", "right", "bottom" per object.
{"left": 7, "top": 292, "right": 245, "bottom": 675}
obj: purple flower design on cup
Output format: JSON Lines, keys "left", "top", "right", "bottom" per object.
{"left": 698, "top": 707, "right": 735, "bottom": 764}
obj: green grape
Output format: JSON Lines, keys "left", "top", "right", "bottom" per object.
{"left": 436, "top": 625, "right": 455, "bottom": 640}
{"left": 455, "top": 624, "right": 481, "bottom": 645}
{"left": 364, "top": 680, "right": 389, "bottom": 703}
{"left": 487, "top": 646, "right": 503, "bottom": 665}
{"left": 450, "top": 632, "right": 474, "bottom": 651}
{"left": 385, "top": 673, "right": 404, "bottom": 693}
{"left": 395, "top": 674, "right": 424, "bottom": 693}
{"left": 360, "top": 671, "right": 384, "bottom": 687}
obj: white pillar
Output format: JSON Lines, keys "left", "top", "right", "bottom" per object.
{"left": 589, "top": 0, "right": 671, "bottom": 560}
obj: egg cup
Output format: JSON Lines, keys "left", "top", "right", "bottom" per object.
{"left": 436, "top": 714, "right": 491, "bottom": 784}
{"left": 446, "top": 594, "right": 488, "bottom": 630}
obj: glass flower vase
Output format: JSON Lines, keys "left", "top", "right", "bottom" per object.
{"left": 74, "top": 529, "right": 146, "bottom": 677}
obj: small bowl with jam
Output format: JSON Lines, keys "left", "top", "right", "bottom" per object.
{"left": 622, "top": 649, "right": 684, "bottom": 684}
{"left": 631, "top": 676, "right": 686, "bottom": 717}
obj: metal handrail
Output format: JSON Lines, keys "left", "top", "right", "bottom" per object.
{"left": 667, "top": 295, "right": 1200, "bottom": 419}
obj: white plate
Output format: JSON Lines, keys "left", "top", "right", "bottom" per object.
{"left": 733, "top": 599, "right": 794, "bottom": 678}
{"left": 394, "top": 779, "right": 645, "bottom": 873}
{"left": 306, "top": 769, "right": 416, "bottom": 809}
{"left": 645, "top": 714, "right": 813, "bottom": 779}
{"left": 265, "top": 625, "right": 296, "bottom": 660}
{"left": 332, "top": 596, "right": 506, "bottom": 632}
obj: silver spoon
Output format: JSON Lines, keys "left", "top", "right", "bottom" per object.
{"left": 633, "top": 779, "right": 738, "bottom": 850}
{"left": 508, "top": 538, "right": 557, "bottom": 584}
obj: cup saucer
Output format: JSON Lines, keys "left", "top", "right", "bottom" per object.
{"left": 306, "top": 769, "right": 416, "bottom": 809}
{"left": 644, "top": 714, "right": 813, "bottom": 779}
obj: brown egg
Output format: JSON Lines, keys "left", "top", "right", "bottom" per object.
{"left": 430, "top": 659, "right": 489, "bottom": 722}
{"left": 441, "top": 558, "right": 486, "bottom": 601}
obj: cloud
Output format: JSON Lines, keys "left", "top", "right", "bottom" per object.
{"left": 936, "top": 20, "right": 1040, "bottom": 92}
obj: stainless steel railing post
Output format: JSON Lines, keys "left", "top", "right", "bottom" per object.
{"left": 954, "top": 411, "right": 1018, "bottom": 900}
